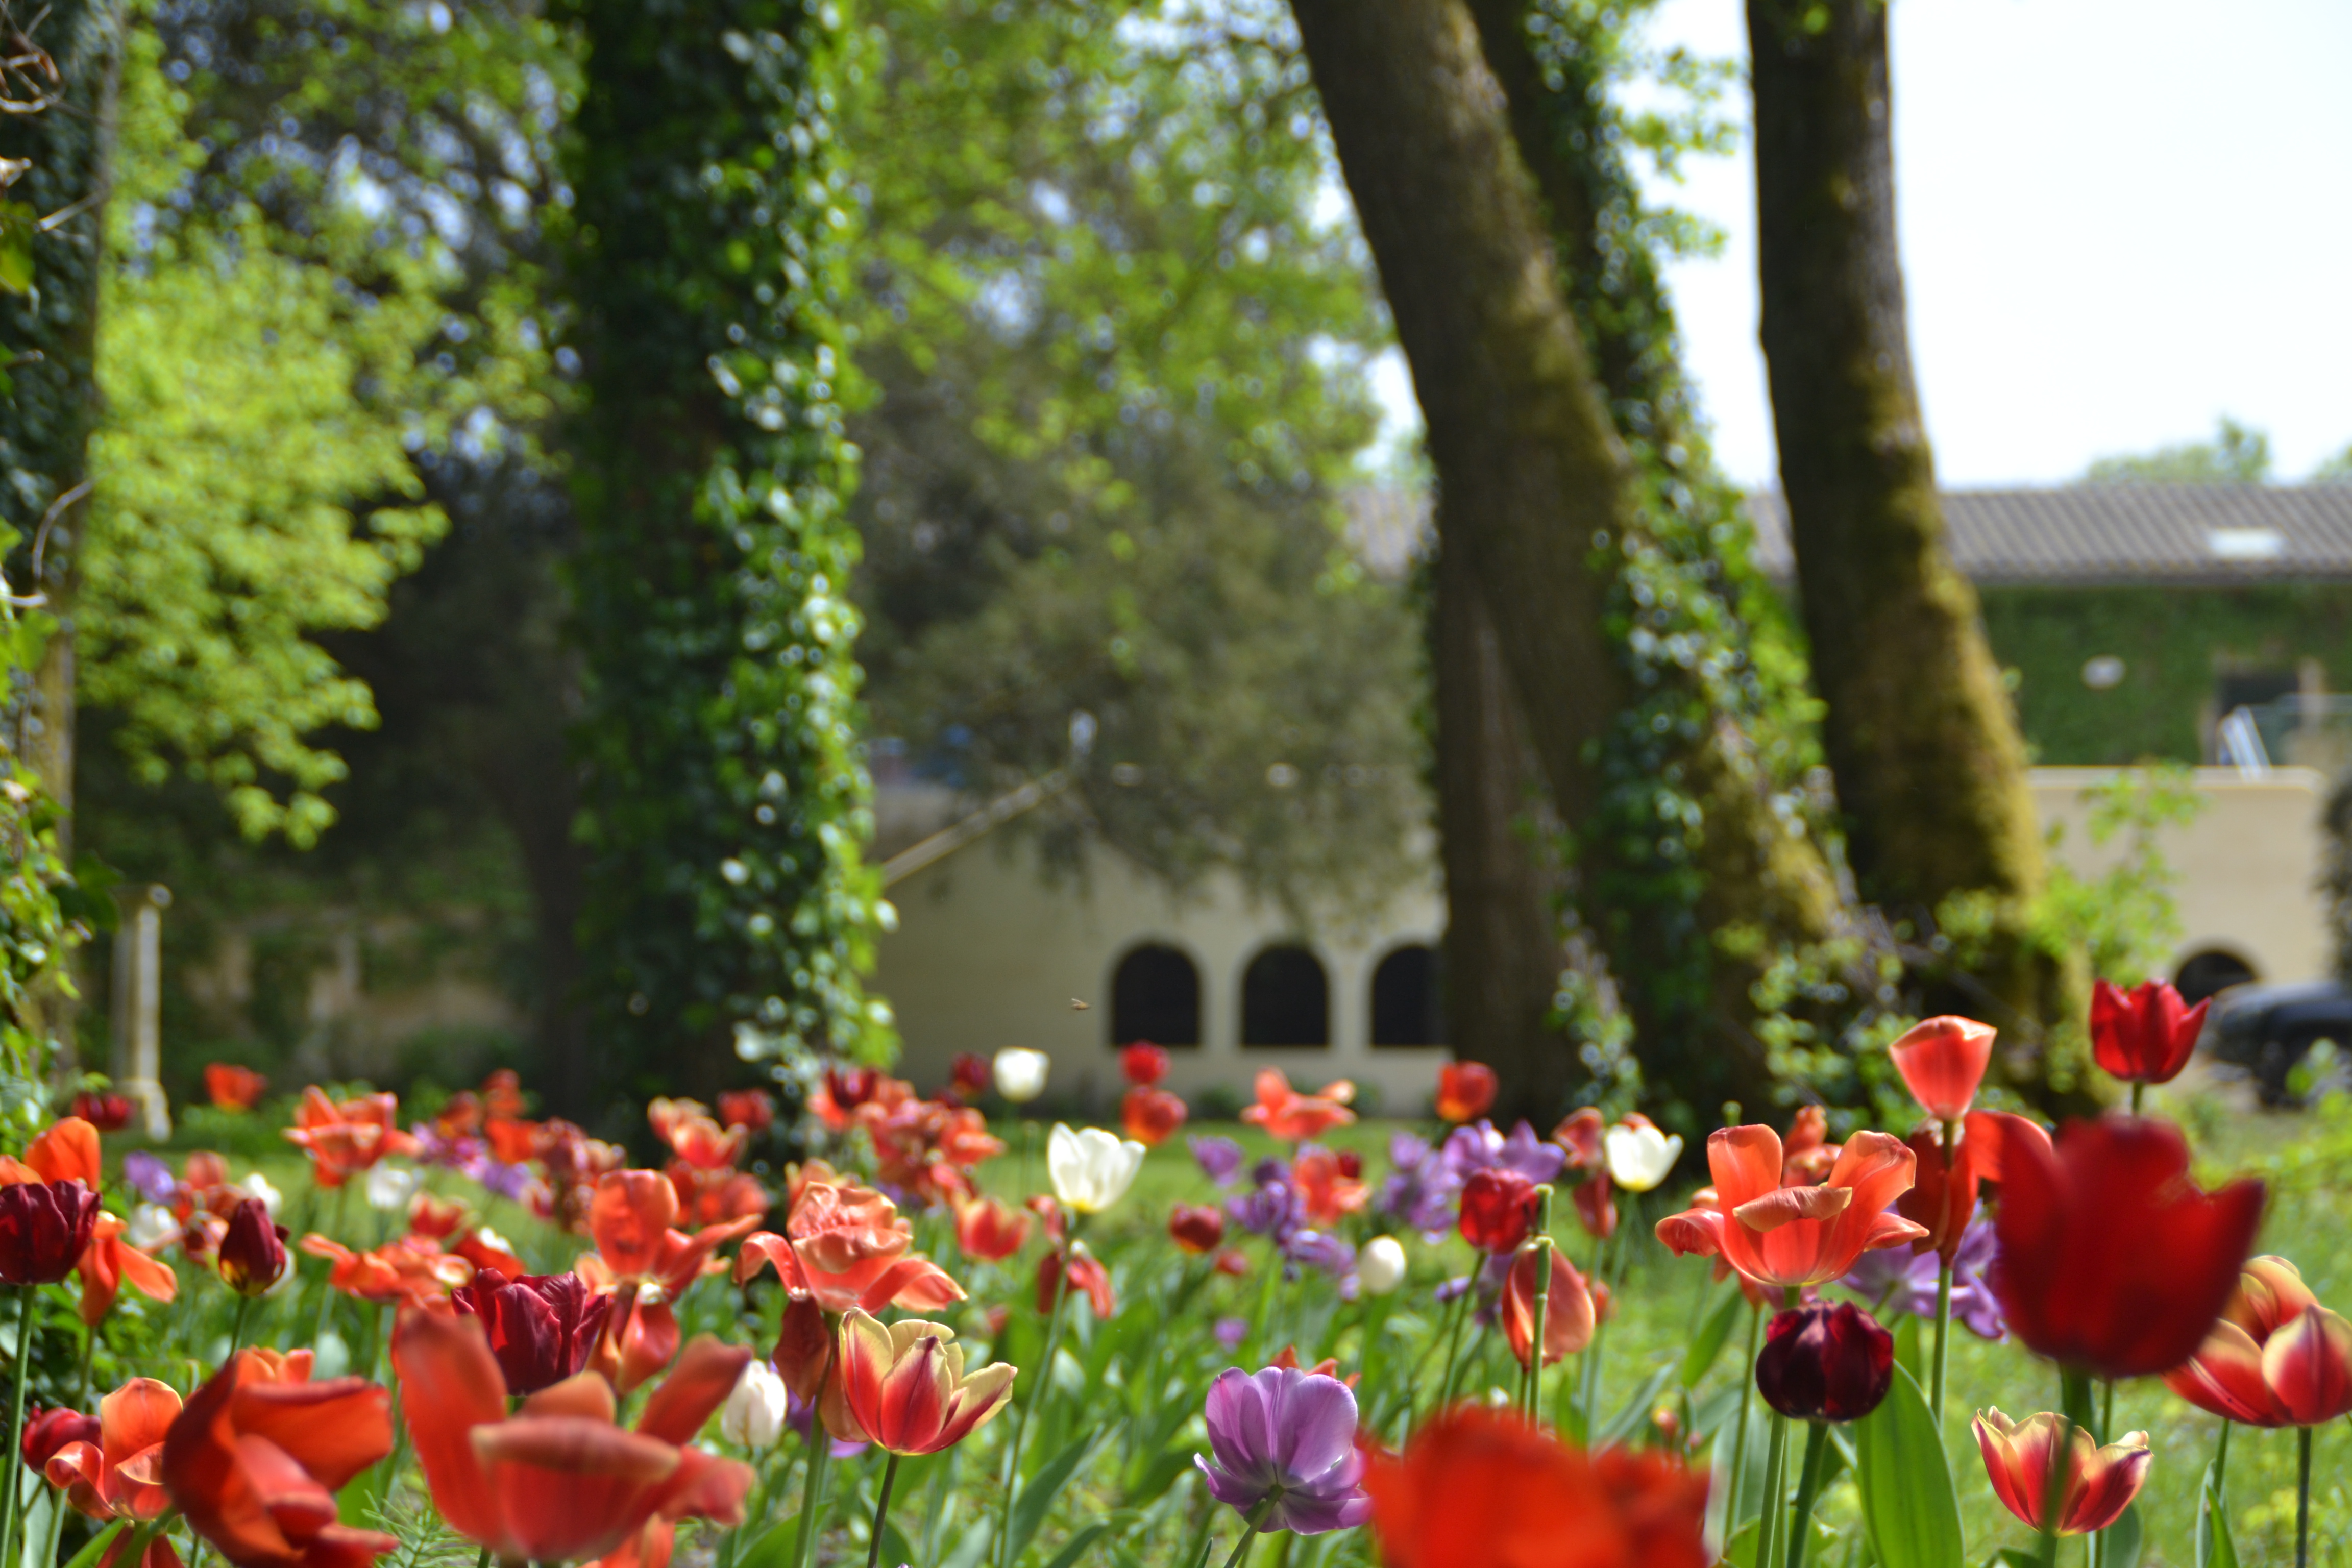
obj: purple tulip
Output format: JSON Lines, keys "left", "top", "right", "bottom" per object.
{"left": 1194, "top": 1366, "right": 1374, "bottom": 1535}
{"left": 1229, "top": 1181, "right": 1303, "bottom": 1246}
{"left": 1283, "top": 1230, "right": 1355, "bottom": 1277}
{"left": 1838, "top": 1214, "right": 2005, "bottom": 1342}
{"left": 1191, "top": 1136, "right": 1246, "bottom": 1188}
{"left": 1438, "top": 1119, "right": 1565, "bottom": 1187}
{"left": 1376, "top": 1134, "right": 1460, "bottom": 1241}
{"left": 122, "top": 1150, "right": 177, "bottom": 1205}
{"left": 1250, "top": 1156, "right": 1288, "bottom": 1190}
{"left": 1215, "top": 1317, "right": 1251, "bottom": 1349}
{"left": 785, "top": 1383, "right": 868, "bottom": 1459}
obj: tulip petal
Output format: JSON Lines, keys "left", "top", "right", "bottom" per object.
{"left": 2163, "top": 1322, "right": 2276, "bottom": 1425}
{"left": 1653, "top": 1206, "right": 1724, "bottom": 1259}
{"left": 1731, "top": 1185, "right": 1853, "bottom": 1233}
{"left": 1973, "top": 1408, "right": 2052, "bottom": 1532}
{"left": 29, "top": 1118, "right": 103, "bottom": 1188}
{"left": 1706, "top": 1125, "right": 1784, "bottom": 1212}
{"left": 590, "top": 1172, "right": 681, "bottom": 1282}
{"left": 636, "top": 1337, "right": 756, "bottom": 1446}
{"left": 2064, "top": 1432, "right": 2151, "bottom": 1535}
{"left": 391, "top": 1309, "right": 511, "bottom": 1550}
{"left": 2265, "top": 1307, "right": 2352, "bottom": 1426}
{"left": 228, "top": 1375, "right": 393, "bottom": 1493}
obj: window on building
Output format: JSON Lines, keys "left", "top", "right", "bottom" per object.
{"left": 1110, "top": 944, "right": 1202, "bottom": 1047}
{"left": 1241, "top": 945, "right": 1329, "bottom": 1047}
{"left": 1370, "top": 944, "right": 1443, "bottom": 1047}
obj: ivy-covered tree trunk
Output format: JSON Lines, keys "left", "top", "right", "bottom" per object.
{"left": 1433, "top": 543, "right": 1571, "bottom": 1125}
{"left": 1293, "top": 0, "right": 1844, "bottom": 1128}
{"left": 561, "top": 0, "right": 887, "bottom": 1115}
{"left": 0, "top": 0, "right": 122, "bottom": 1069}
{"left": 1746, "top": 0, "right": 2086, "bottom": 1092}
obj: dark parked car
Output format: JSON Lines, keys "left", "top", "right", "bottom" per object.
{"left": 2205, "top": 980, "right": 2352, "bottom": 1106}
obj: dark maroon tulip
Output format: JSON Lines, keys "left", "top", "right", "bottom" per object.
{"left": 1755, "top": 1302, "right": 1894, "bottom": 1423}
{"left": 1991, "top": 1115, "right": 2263, "bottom": 1379}
{"left": 215, "top": 1197, "right": 288, "bottom": 1296}
{"left": 20, "top": 1405, "right": 98, "bottom": 1471}
{"left": 2090, "top": 979, "right": 2208, "bottom": 1087}
{"left": 449, "top": 1268, "right": 614, "bottom": 1394}
{"left": 1457, "top": 1168, "right": 1538, "bottom": 1255}
{"left": 69, "top": 1092, "right": 133, "bottom": 1133}
{"left": 0, "top": 1179, "right": 100, "bottom": 1285}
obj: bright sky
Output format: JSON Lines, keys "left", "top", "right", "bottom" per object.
{"left": 1368, "top": 0, "right": 2352, "bottom": 487}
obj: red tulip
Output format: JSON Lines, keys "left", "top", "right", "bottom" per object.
{"left": 203, "top": 1064, "right": 266, "bottom": 1112}
{"left": 1552, "top": 1109, "right": 1616, "bottom": 1240}
{"left": 47, "top": 1378, "right": 179, "bottom": 1523}
{"left": 1458, "top": 1170, "right": 1538, "bottom": 1255}
{"left": 282, "top": 1088, "right": 416, "bottom": 1188}
{"left": 1036, "top": 1245, "right": 1114, "bottom": 1318}
{"left": 1239, "top": 1069, "right": 1356, "bottom": 1143}
{"left": 2163, "top": 1256, "right": 2352, "bottom": 1427}
{"left": 948, "top": 1052, "right": 992, "bottom": 1101}
{"left": 394, "top": 1308, "right": 754, "bottom": 1567}
{"left": 451, "top": 1269, "right": 613, "bottom": 1395}
{"left": 1120, "top": 1042, "right": 1170, "bottom": 1086}
{"left": 20, "top": 1406, "right": 100, "bottom": 1473}
{"left": 1974, "top": 1409, "right": 2149, "bottom": 1537}
{"left": 1363, "top": 1407, "right": 1709, "bottom": 1568}
{"left": 3, "top": 1116, "right": 103, "bottom": 1189}
{"left": 70, "top": 1093, "right": 134, "bottom": 1134}
{"left": 1293, "top": 1146, "right": 1369, "bottom": 1228}
{"left": 1120, "top": 1085, "right": 1188, "bottom": 1148}
{"left": 732, "top": 1178, "right": 963, "bottom": 1315}
{"left": 216, "top": 1198, "right": 288, "bottom": 1297}
{"left": 0, "top": 1178, "right": 100, "bottom": 1285}
{"left": 1168, "top": 1204, "right": 1226, "bottom": 1256}
{"left": 1434, "top": 1062, "right": 1498, "bottom": 1124}
{"left": 835, "top": 1310, "right": 1016, "bottom": 1455}
{"left": 1894, "top": 1125, "right": 1976, "bottom": 1265}
{"left": 160, "top": 1350, "right": 397, "bottom": 1568}
{"left": 302, "top": 1234, "right": 472, "bottom": 1309}
{"left": 2090, "top": 978, "right": 2208, "bottom": 1087}
{"left": 1888, "top": 1015, "right": 1997, "bottom": 1121}
{"left": 715, "top": 1088, "right": 775, "bottom": 1133}
{"left": 578, "top": 1169, "right": 764, "bottom": 1389}
{"left": 1653, "top": 1126, "right": 1924, "bottom": 1289}
{"left": 952, "top": 1196, "right": 1032, "bottom": 1263}
{"left": 1989, "top": 1115, "right": 2263, "bottom": 1379}
{"left": 1754, "top": 1303, "right": 1894, "bottom": 1423}
{"left": 407, "top": 1192, "right": 470, "bottom": 1240}
{"left": 1500, "top": 1246, "right": 1595, "bottom": 1370}
{"left": 76, "top": 1213, "right": 179, "bottom": 1326}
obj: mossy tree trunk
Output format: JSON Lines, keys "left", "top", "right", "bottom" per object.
{"left": 1291, "top": 0, "right": 1844, "bottom": 1126}
{"left": 1746, "top": 0, "right": 2087, "bottom": 1092}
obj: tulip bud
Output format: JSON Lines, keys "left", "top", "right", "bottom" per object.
{"left": 993, "top": 1048, "right": 1050, "bottom": 1104}
{"left": 1888, "top": 1016, "right": 1997, "bottom": 1121}
{"left": 450, "top": 1269, "right": 612, "bottom": 1394}
{"left": 0, "top": 1179, "right": 101, "bottom": 1285}
{"left": 125, "top": 1203, "right": 179, "bottom": 1251}
{"left": 1602, "top": 1121, "right": 1682, "bottom": 1192}
{"left": 19, "top": 1406, "right": 98, "bottom": 1472}
{"left": 1120, "top": 1087, "right": 1187, "bottom": 1148}
{"left": 1457, "top": 1169, "right": 1537, "bottom": 1254}
{"left": 720, "top": 1358, "right": 790, "bottom": 1448}
{"left": 1168, "top": 1204, "right": 1226, "bottom": 1255}
{"left": 949, "top": 1053, "right": 993, "bottom": 1100}
{"left": 1434, "top": 1062, "right": 1498, "bottom": 1124}
{"left": 69, "top": 1092, "right": 133, "bottom": 1133}
{"left": 1754, "top": 1302, "right": 1894, "bottom": 1423}
{"left": 1120, "top": 1042, "right": 1170, "bottom": 1086}
{"left": 1047, "top": 1123, "right": 1145, "bottom": 1214}
{"left": 364, "top": 1163, "right": 420, "bottom": 1212}
{"left": 1358, "top": 1235, "right": 1407, "bottom": 1296}
{"left": 216, "top": 1197, "right": 289, "bottom": 1297}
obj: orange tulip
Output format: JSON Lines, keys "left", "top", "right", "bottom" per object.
{"left": 1500, "top": 1246, "right": 1596, "bottom": 1371}
{"left": 1974, "top": 1409, "right": 2149, "bottom": 1536}
{"left": 1887, "top": 1015, "right": 1997, "bottom": 1122}
{"left": 575, "top": 1170, "right": 762, "bottom": 1389}
{"left": 2164, "top": 1256, "right": 2352, "bottom": 1427}
{"left": 731, "top": 1179, "right": 962, "bottom": 1316}
{"left": 1654, "top": 1125, "right": 1925, "bottom": 1289}
{"left": 1120, "top": 1086, "right": 1188, "bottom": 1148}
{"left": 1435, "top": 1062, "right": 1498, "bottom": 1124}
{"left": 835, "top": 1310, "right": 1016, "bottom": 1455}
{"left": 301, "top": 1234, "right": 473, "bottom": 1309}
{"left": 1239, "top": 1069, "right": 1356, "bottom": 1143}
{"left": 203, "top": 1064, "right": 266, "bottom": 1112}
{"left": 281, "top": 1089, "right": 417, "bottom": 1188}
{"left": 1292, "top": 1146, "right": 1370, "bottom": 1229}
{"left": 46, "top": 1378, "right": 178, "bottom": 1525}
{"left": 75, "top": 1213, "right": 179, "bottom": 1326}
{"left": 159, "top": 1350, "right": 397, "bottom": 1568}
{"left": 12, "top": 1117, "right": 103, "bottom": 1188}
{"left": 393, "top": 1308, "right": 755, "bottom": 1567}
{"left": 952, "top": 1196, "right": 1031, "bottom": 1263}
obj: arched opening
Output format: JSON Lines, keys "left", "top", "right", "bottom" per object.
{"left": 1370, "top": 944, "right": 1443, "bottom": 1047}
{"left": 1110, "top": 943, "right": 1202, "bottom": 1047}
{"left": 2174, "top": 949, "right": 2259, "bottom": 1007}
{"left": 1241, "top": 945, "right": 1329, "bottom": 1047}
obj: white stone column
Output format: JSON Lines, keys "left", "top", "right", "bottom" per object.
{"left": 110, "top": 885, "right": 172, "bottom": 1138}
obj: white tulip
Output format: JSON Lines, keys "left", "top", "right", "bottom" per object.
{"left": 1358, "top": 1235, "right": 1407, "bottom": 1297}
{"left": 125, "top": 1204, "right": 179, "bottom": 1250}
{"left": 720, "top": 1358, "right": 789, "bottom": 1448}
{"left": 237, "top": 1172, "right": 283, "bottom": 1216}
{"left": 1603, "top": 1123, "right": 1682, "bottom": 1192}
{"left": 993, "top": 1047, "right": 1050, "bottom": 1104}
{"left": 1047, "top": 1123, "right": 1145, "bottom": 1214}
{"left": 475, "top": 1226, "right": 515, "bottom": 1257}
{"left": 364, "top": 1163, "right": 419, "bottom": 1212}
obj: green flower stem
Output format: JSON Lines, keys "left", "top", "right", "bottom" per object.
{"left": 1, "top": 1286, "right": 37, "bottom": 1568}
{"left": 1726, "top": 1300, "right": 1763, "bottom": 1530}
{"left": 2038, "top": 1383, "right": 2084, "bottom": 1568}
{"left": 2215, "top": 1417, "right": 2231, "bottom": 1484}
{"left": 1431, "top": 1286, "right": 1472, "bottom": 1420}
{"left": 1755, "top": 1408, "right": 1791, "bottom": 1568}
{"left": 227, "top": 1296, "right": 254, "bottom": 1360}
{"left": 2297, "top": 1423, "right": 2314, "bottom": 1568}
{"left": 1522, "top": 1187, "right": 1555, "bottom": 1422}
{"left": 793, "top": 1425, "right": 831, "bottom": 1568}
{"left": 1784, "top": 1421, "right": 1830, "bottom": 1568}
{"left": 1219, "top": 1497, "right": 1279, "bottom": 1568}
{"left": 2130, "top": 1082, "right": 2144, "bottom": 1116}
{"left": 865, "top": 1452, "right": 902, "bottom": 1568}
{"left": 998, "top": 1220, "right": 1081, "bottom": 1568}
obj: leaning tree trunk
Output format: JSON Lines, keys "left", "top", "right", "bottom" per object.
{"left": 1291, "top": 0, "right": 1843, "bottom": 1126}
{"left": 0, "top": 0, "right": 124, "bottom": 1069}
{"left": 1433, "top": 541, "right": 1573, "bottom": 1126}
{"left": 1746, "top": 0, "right": 2088, "bottom": 1095}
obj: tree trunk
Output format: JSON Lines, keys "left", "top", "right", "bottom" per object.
{"left": 1746, "top": 0, "right": 2086, "bottom": 1089}
{"left": 1293, "top": 0, "right": 1842, "bottom": 1125}
{"left": 1432, "top": 542, "right": 1572, "bottom": 1126}
{"left": 0, "top": 0, "right": 124, "bottom": 1069}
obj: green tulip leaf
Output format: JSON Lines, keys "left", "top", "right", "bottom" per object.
{"left": 1856, "top": 1363, "right": 1963, "bottom": 1568}
{"left": 2196, "top": 1459, "right": 2240, "bottom": 1568}
{"left": 1681, "top": 1286, "right": 1747, "bottom": 1388}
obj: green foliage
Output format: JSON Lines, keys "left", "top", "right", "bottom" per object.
{"left": 2085, "top": 415, "right": 2272, "bottom": 484}
{"left": 562, "top": 0, "right": 888, "bottom": 1085}
{"left": 846, "top": 0, "right": 1423, "bottom": 908}
{"left": 2317, "top": 443, "right": 2352, "bottom": 483}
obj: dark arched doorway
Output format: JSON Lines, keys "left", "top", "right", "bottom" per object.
{"left": 1241, "top": 945, "right": 1329, "bottom": 1047}
{"left": 1110, "top": 943, "right": 1202, "bottom": 1047}
{"left": 1370, "top": 944, "right": 1443, "bottom": 1046}
{"left": 2174, "top": 949, "right": 2258, "bottom": 1007}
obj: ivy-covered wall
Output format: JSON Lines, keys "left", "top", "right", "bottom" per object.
{"left": 1979, "top": 583, "right": 2352, "bottom": 766}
